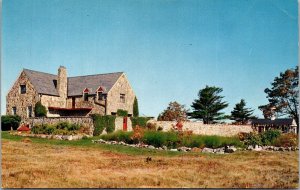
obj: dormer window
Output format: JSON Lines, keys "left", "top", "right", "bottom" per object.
{"left": 83, "top": 88, "right": 89, "bottom": 101}
{"left": 20, "top": 85, "right": 26, "bottom": 94}
{"left": 97, "top": 86, "right": 106, "bottom": 101}
{"left": 98, "top": 91, "right": 106, "bottom": 101}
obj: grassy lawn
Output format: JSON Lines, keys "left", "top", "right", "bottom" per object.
{"left": 1, "top": 131, "right": 299, "bottom": 188}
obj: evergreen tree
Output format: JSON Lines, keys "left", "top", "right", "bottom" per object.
{"left": 188, "top": 86, "right": 228, "bottom": 124}
{"left": 230, "top": 99, "right": 255, "bottom": 124}
{"left": 34, "top": 101, "right": 47, "bottom": 117}
{"left": 133, "top": 97, "right": 139, "bottom": 117}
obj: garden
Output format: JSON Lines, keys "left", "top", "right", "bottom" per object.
{"left": 96, "top": 123, "right": 298, "bottom": 152}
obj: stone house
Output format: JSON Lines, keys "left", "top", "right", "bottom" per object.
{"left": 6, "top": 66, "right": 136, "bottom": 120}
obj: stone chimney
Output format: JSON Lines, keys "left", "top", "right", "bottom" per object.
{"left": 57, "top": 66, "right": 67, "bottom": 103}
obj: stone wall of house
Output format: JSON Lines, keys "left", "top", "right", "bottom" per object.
{"left": 24, "top": 117, "right": 94, "bottom": 135}
{"left": 40, "top": 95, "right": 66, "bottom": 109}
{"left": 106, "top": 74, "right": 135, "bottom": 115}
{"left": 66, "top": 96, "right": 105, "bottom": 115}
{"left": 6, "top": 71, "right": 40, "bottom": 120}
{"left": 147, "top": 120, "right": 253, "bottom": 137}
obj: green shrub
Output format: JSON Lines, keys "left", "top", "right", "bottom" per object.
{"left": 117, "top": 109, "right": 128, "bottom": 117}
{"left": 52, "top": 129, "right": 72, "bottom": 135}
{"left": 143, "top": 131, "right": 167, "bottom": 148}
{"left": 274, "top": 133, "right": 298, "bottom": 147}
{"left": 31, "top": 124, "right": 48, "bottom": 134}
{"left": 131, "top": 117, "right": 150, "bottom": 128}
{"left": 99, "top": 130, "right": 244, "bottom": 149}
{"left": 142, "top": 131, "right": 179, "bottom": 148}
{"left": 56, "top": 122, "right": 70, "bottom": 130}
{"left": 100, "top": 130, "right": 133, "bottom": 144}
{"left": 92, "top": 114, "right": 116, "bottom": 136}
{"left": 244, "top": 132, "right": 262, "bottom": 146}
{"left": 45, "top": 125, "right": 56, "bottom": 135}
{"left": 203, "top": 136, "right": 222, "bottom": 148}
{"left": 105, "top": 115, "right": 116, "bottom": 133}
{"left": 261, "top": 129, "right": 281, "bottom": 145}
{"left": 68, "top": 123, "right": 81, "bottom": 131}
{"left": 34, "top": 101, "right": 47, "bottom": 117}
{"left": 1, "top": 115, "right": 21, "bottom": 130}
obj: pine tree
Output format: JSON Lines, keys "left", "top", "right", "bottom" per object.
{"left": 188, "top": 86, "right": 228, "bottom": 124}
{"left": 230, "top": 99, "right": 255, "bottom": 124}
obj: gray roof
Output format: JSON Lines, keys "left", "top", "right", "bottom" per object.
{"left": 23, "top": 68, "right": 123, "bottom": 97}
{"left": 251, "top": 118, "right": 296, "bottom": 126}
{"left": 68, "top": 72, "right": 123, "bottom": 96}
{"left": 24, "top": 69, "right": 59, "bottom": 96}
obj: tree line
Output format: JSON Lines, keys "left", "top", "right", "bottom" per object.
{"left": 158, "top": 66, "right": 299, "bottom": 128}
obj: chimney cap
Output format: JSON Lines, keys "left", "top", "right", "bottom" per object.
{"left": 59, "top": 65, "right": 66, "bottom": 69}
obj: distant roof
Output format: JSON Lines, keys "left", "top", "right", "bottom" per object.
{"left": 23, "top": 68, "right": 123, "bottom": 97}
{"left": 24, "top": 69, "right": 59, "bottom": 96}
{"left": 68, "top": 72, "right": 123, "bottom": 96}
{"left": 251, "top": 118, "right": 296, "bottom": 126}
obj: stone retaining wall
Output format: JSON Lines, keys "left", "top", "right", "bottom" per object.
{"left": 24, "top": 117, "right": 94, "bottom": 136}
{"left": 147, "top": 120, "right": 253, "bottom": 137}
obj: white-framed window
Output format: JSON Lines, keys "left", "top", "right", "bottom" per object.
{"left": 20, "top": 85, "right": 26, "bottom": 94}
{"left": 12, "top": 107, "right": 17, "bottom": 115}
{"left": 120, "top": 94, "right": 125, "bottom": 103}
{"left": 27, "top": 106, "right": 32, "bottom": 118}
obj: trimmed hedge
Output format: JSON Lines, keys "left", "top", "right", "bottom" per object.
{"left": 91, "top": 114, "right": 116, "bottom": 136}
{"left": 34, "top": 101, "right": 47, "bottom": 117}
{"left": 131, "top": 117, "right": 150, "bottom": 128}
{"left": 1, "top": 115, "right": 21, "bottom": 131}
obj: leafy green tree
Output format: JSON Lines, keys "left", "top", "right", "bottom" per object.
{"left": 259, "top": 66, "right": 299, "bottom": 130}
{"left": 133, "top": 97, "right": 139, "bottom": 117}
{"left": 34, "top": 101, "right": 47, "bottom": 117}
{"left": 188, "top": 86, "right": 228, "bottom": 124}
{"left": 230, "top": 99, "right": 255, "bottom": 124}
{"left": 158, "top": 101, "right": 188, "bottom": 121}
{"left": 1, "top": 115, "right": 21, "bottom": 130}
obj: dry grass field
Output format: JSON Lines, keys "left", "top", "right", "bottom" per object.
{"left": 1, "top": 138, "right": 299, "bottom": 188}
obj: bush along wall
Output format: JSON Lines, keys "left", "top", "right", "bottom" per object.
{"left": 131, "top": 117, "right": 151, "bottom": 128}
{"left": 91, "top": 114, "right": 116, "bottom": 136}
{"left": 1, "top": 115, "right": 21, "bottom": 131}
{"left": 117, "top": 109, "right": 128, "bottom": 117}
{"left": 31, "top": 121, "right": 82, "bottom": 135}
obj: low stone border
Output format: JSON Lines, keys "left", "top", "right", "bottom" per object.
{"left": 9, "top": 132, "right": 92, "bottom": 141}
{"left": 92, "top": 139, "right": 238, "bottom": 153}
{"left": 92, "top": 139, "right": 299, "bottom": 153}
{"left": 247, "top": 145, "right": 299, "bottom": 152}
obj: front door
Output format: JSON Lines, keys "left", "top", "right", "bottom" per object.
{"left": 123, "top": 117, "right": 127, "bottom": 131}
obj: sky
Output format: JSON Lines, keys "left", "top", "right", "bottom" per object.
{"left": 2, "top": 0, "right": 298, "bottom": 119}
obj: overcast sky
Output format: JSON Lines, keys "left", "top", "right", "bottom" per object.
{"left": 2, "top": 0, "right": 298, "bottom": 118}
